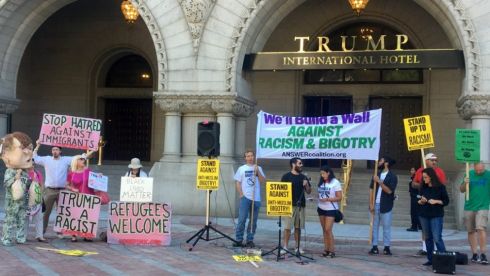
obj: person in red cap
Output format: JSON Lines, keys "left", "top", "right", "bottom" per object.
{"left": 412, "top": 152, "right": 447, "bottom": 256}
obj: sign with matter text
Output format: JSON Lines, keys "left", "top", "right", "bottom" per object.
{"left": 120, "top": 177, "right": 153, "bottom": 202}
{"left": 256, "top": 109, "right": 381, "bottom": 160}
{"left": 266, "top": 182, "right": 292, "bottom": 217}
{"left": 196, "top": 159, "right": 220, "bottom": 190}
{"left": 39, "top": 113, "right": 101, "bottom": 150}
{"left": 455, "top": 129, "right": 480, "bottom": 162}
{"left": 107, "top": 201, "right": 172, "bottom": 246}
{"left": 403, "top": 115, "right": 434, "bottom": 151}
{"left": 53, "top": 190, "right": 101, "bottom": 238}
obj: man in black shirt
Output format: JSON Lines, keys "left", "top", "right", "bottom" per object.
{"left": 281, "top": 158, "right": 311, "bottom": 254}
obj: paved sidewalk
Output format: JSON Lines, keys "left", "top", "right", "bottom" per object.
{"left": 1, "top": 210, "right": 489, "bottom": 276}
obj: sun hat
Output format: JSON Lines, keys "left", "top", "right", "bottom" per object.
{"left": 128, "top": 158, "right": 143, "bottom": 169}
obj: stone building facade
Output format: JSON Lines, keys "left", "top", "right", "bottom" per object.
{"left": 0, "top": 0, "right": 489, "bottom": 226}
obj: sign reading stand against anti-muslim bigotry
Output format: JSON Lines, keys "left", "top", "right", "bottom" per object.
{"left": 39, "top": 113, "right": 102, "bottom": 151}
{"left": 256, "top": 109, "right": 382, "bottom": 160}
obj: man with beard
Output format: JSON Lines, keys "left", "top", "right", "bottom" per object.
{"left": 368, "top": 156, "right": 397, "bottom": 255}
{"left": 281, "top": 158, "right": 311, "bottom": 254}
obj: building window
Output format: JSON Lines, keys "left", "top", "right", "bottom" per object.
{"left": 105, "top": 54, "right": 152, "bottom": 88}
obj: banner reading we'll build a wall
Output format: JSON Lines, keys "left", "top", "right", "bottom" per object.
{"left": 256, "top": 109, "right": 381, "bottom": 160}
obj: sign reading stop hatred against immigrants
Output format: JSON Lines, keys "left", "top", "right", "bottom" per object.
{"left": 403, "top": 115, "right": 434, "bottom": 151}
{"left": 120, "top": 177, "right": 153, "bottom": 202}
{"left": 108, "top": 201, "right": 172, "bottom": 246}
{"left": 196, "top": 159, "right": 220, "bottom": 190}
{"left": 256, "top": 109, "right": 381, "bottom": 160}
{"left": 53, "top": 190, "right": 101, "bottom": 238}
{"left": 39, "top": 113, "right": 102, "bottom": 151}
{"left": 266, "top": 182, "right": 292, "bottom": 217}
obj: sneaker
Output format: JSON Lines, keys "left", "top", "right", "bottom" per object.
{"left": 406, "top": 228, "right": 418, "bottom": 232}
{"left": 369, "top": 246, "right": 379, "bottom": 255}
{"left": 279, "top": 247, "right": 288, "bottom": 255}
{"left": 471, "top": 253, "right": 480, "bottom": 263}
{"left": 422, "top": 261, "right": 432, "bottom": 266}
{"left": 232, "top": 240, "right": 243, "bottom": 247}
{"left": 383, "top": 247, "right": 392, "bottom": 255}
{"left": 416, "top": 250, "right": 427, "bottom": 256}
{"left": 295, "top": 247, "right": 305, "bottom": 254}
{"left": 245, "top": 240, "right": 255, "bottom": 248}
{"left": 480, "top": 253, "right": 488, "bottom": 265}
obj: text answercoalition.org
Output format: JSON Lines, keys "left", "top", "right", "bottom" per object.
{"left": 281, "top": 152, "right": 347, "bottom": 158}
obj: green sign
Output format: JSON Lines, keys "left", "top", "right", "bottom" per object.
{"left": 455, "top": 129, "right": 480, "bottom": 162}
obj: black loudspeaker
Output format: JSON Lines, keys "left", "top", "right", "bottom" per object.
{"left": 197, "top": 121, "right": 220, "bottom": 157}
{"left": 432, "top": 251, "right": 456, "bottom": 274}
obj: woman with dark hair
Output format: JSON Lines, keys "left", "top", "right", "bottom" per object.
{"left": 124, "top": 158, "right": 148, "bottom": 178}
{"left": 418, "top": 167, "right": 450, "bottom": 266}
{"left": 317, "top": 165, "right": 342, "bottom": 258}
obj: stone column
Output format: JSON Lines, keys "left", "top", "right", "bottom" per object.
{"left": 458, "top": 94, "right": 490, "bottom": 162}
{"left": 155, "top": 97, "right": 182, "bottom": 161}
{"left": 216, "top": 113, "right": 234, "bottom": 160}
{"left": 0, "top": 99, "right": 19, "bottom": 136}
{"left": 234, "top": 117, "right": 247, "bottom": 159}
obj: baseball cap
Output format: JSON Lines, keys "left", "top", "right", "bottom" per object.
{"left": 424, "top": 153, "right": 437, "bottom": 160}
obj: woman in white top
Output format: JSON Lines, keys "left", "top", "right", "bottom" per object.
{"left": 124, "top": 158, "right": 148, "bottom": 178}
{"left": 317, "top": 165, "right": 342, "bottom": 258}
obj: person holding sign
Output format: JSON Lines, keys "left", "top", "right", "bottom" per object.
{"left": 33, "top": 140, "right": 95, "bottom": 235}
{"left": 124, "top": 158, "right": 148, "bottom": 178}
{"left": 281, "top": 158, "right": 311, "bottom": 254}
{"left": 317, "top": 165, "right": 342, "bottom": 258}
{"left": 368, "top": 157, "right": 397, "bottom": 256}
{"left": 460, "top": 162, "right": 490, "bottom": 265}
{"left": 418, "top": 167, "right": 449, "bottom": 266}
{"left": 233, "top": 150, "right": 266, "bottom": 248}
{"left": 66, "top": 154, "right": 95, "bottom": 242}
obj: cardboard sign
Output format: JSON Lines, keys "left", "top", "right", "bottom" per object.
{"left": 53, "top": 190, "right": 101, "bottom": 238}
{"left": 403, "top": 115, "right": 434, "bottom": 151}
{"left": 120, "top": 177, "right": 153, "bottom": 202}
{"left": 107, "top": 201, "right": 172, "bottom": 246}
{"left": 232, "top": 255, "right": 263, "bottom": 262}
{"left": 88, "top": 172, "right": 108, "bottom": 192}
{"left": 39, "top": 113, "right": 102, "bottom": 150}
{"left": 455, "top": 129, "right": 480, "bottom": 162}
{"left": 266, "top": 182, "right": 292, "bottom": 217}
{"left": 196, "top": 159, "right": 220, "bottom": 190}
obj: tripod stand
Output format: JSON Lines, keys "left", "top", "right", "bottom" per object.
{"left": 186, "top": 189, "right": 237, "bottom": 251}
{"left": 261, "top": 216, "right": 297, "bottom": 261}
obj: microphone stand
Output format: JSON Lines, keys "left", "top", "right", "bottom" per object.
{"left": 293, "top": 175, "right": 313, "bottom": 263}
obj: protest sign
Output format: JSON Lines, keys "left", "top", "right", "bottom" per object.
{"left": 455, "top": 129, "right": 480, "bottom": 162}
{"left": 403, "top": 115, "right": 434, "bottom": 151}
{"left": 39, "top": 113, "right": 102, "bottom": 150}
{"left": 196, "top": 159, "right": 220, "bottom": 190}
{"left": 88, "top": 172, "right": 108, "bottom": 192}
{"left": 266, "top": 182, "right": 292, "bottom": 217}
{"left": 256, "top": 109, "right": 381, "bottom": 160}
{"left": 120, "top": 177, "right": 153, "bottom": 202}
{"left": 232, "top": 255, "right": 263, "bottom": 262}
{"left": 107, "top": 201, "right": 172, "bottom": 246}
{"left": 53, "top": 190, "right": 101, "bottom": 238}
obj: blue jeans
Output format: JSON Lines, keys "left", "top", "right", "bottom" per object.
{"left": 419, "top": 216, "right": 446, "bottom": 263}
{"left": 371, "top": 203, "right": 392, "bottom": 246}
{"left": 236, "top": 197, "right": 261, "bottom": 242}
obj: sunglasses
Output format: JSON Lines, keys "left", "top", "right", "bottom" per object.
{"left": 78, "top": 158, "right": 86, "bottom": 161}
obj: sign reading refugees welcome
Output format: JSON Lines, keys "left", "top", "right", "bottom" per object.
{"left": 403, "top": 115, "right": 434, "bottom": 151}
{"left": 266, "top": 182, "right": 292, "bottom": 217}
{"left": 196, "top": 159, "right": 220, "bottom": 190}
{"left": 108, "top": 201, "right": 172, "bottom": 246}
{"left": 256, "top": 109, "right": 381, "bottom": 160}
{"left": 39, "top": 113, "right": 102, "bottom": 150}
{"left": 54, "top": 190, "right": 101, "bottom": 238}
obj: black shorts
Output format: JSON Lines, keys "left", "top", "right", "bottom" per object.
{"left": 317, "top": 207, "right": 337, "bottom": 217}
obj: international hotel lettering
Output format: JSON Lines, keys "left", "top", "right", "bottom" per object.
{"left": 243, "top": 34, "right": 464, "bottom": 71}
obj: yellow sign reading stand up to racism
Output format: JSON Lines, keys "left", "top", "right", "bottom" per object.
{"left": 403, "top": 115, "right": 434, "bottom": 151}
{"left": 266, "top": 182, "right": 292, "bottom": 217}
{"left": 196, "top": 159, "right": 220, "bottom": 190}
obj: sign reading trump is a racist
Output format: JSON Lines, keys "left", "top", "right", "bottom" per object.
{"left": 53, "top": 190, "right": 101, "bottom": 238}
{"left": 39, "top": 113, "right": 102, "bottom": 151}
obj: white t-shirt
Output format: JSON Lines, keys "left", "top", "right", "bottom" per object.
{"left": 375, "top": 171, "right": 388, "bottom": 204}
{"left": 33, "top": 153, "right": 73, "bottom": 188}
{"left": 317, "top": 178, "right": 342, "bottom": 211}
{"left": 234, "top": 164, "right": 265, "bottom": 202}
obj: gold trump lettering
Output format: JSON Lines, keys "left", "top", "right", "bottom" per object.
{"left": 295, "top": 34, "right": 409, "bottom": 53}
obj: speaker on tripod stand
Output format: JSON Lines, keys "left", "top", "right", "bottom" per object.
{"left": 197, "top": 121, "right": 220, "bottom": 157}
